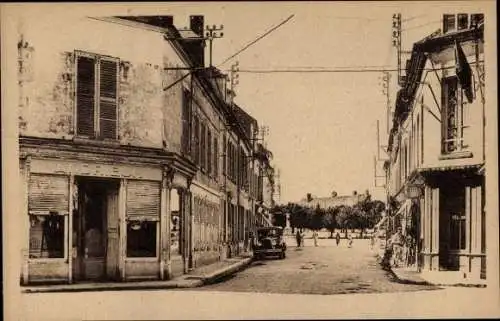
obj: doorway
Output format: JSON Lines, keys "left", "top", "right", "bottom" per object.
{"left": 439, "top": 181, "right": 465, "bottom": 271}
{"left": 73, "top": 177, "right": 119, "bottom": 282}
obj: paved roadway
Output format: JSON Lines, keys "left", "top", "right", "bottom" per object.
{"left": 196, "top": 238, "right": 438, "bottom": 295}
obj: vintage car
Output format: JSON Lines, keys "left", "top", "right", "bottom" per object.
{"left": 252, "top": 226, "right": 287, "bottom": 260}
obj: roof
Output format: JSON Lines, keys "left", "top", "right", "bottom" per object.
{"left": 233, "top": 104, "right": 258, "bottom": 141}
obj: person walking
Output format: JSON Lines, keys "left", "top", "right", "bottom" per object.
{"left": 335, "top": 232, "right": 341, "bottom": 246}
{"left": 390, "top": 227, "right": 405, "bottom": 267}
{"left": 347, "top": 233, "right": 353, "bottom": 248}
{"left": 300, "top": 230, "right": 306, "bottom": 247}
{"left": 295, "top": 230, "right": 302, "bottom": 248}
{"left": 312, "top": 230, "right": 319, "bottom": 247}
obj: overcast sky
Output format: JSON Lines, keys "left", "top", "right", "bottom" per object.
{"left": 10, "top": 1, "right": 492, "bottom": 203}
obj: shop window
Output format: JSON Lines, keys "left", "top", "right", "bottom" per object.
{"left": 450, "top": 213, "right": 466, "bottom": 250}
{"left": 29, "top": 213, "right": 65, "bottom": 258}
{"left": 127, "top": 221, "right": 157, "bottom": 257}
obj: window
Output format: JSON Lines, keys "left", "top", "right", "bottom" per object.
{"left": 181, "top": 89, "right": 192, "bottom": 155}
{"left": 457, "top": 13, "right": 469, "bottom": 30}
{"left": 29, "top": 213, "right": 65, "bottom": 258}
{"left": 193, "top": 116, "right": 200, "bottom": 164}
{"left": 207, "top": 129, "right": 212, "bottom": 175}
{"left": 443, "top": 14, "right": 456, "bottom": 33}
{"left": 126, "top": 180, "right": 160, "bottom": 258}
{"left": 442, "top": 77, "right": 469, "bottom": 154}
{"left": 76, "top": 52, "right": 118, "bottom": 139}
{"left": 214, "top": 137, "right": 219, "bottom": 178}
{"left": 127, "top": 221, "right": 157, "bottom": 257}
{"left": 200, "top": 122, "right": 206, "bottom": 170}
{"left": 28, "top": 174, "right": 69, "bottom": 259}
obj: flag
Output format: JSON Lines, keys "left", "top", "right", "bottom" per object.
{"left": 455, "top": 40, "right": 474, "bottom": 103}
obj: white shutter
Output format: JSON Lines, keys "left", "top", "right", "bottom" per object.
{"left": 126, "top": 180, "right": 161, "bottom": 220}
{"left": 29, "top": 174, "right": 69, "bottom": 214}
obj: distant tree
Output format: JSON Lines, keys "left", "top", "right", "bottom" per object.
{"left": 335, "top": 205, "right": 352, "bottom": 238}
{"left": 322, "top": 207, "right": 337, "bottom": 238}
{"left": 270, "top": 205, "right": 287, "bottom": 228}
{"left": 309, "top": 205, "right": 324, "bottom": 231}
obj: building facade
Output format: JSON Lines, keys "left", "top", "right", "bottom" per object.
{"left": 18, "top": 13, "right": 274, "bottom": 285}
{"left": 384, "top": 13, "right": 485, "bottom": 282}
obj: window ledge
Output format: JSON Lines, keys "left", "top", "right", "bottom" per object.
{"left": 73, "top": 136, "right": 120, "bottom": 147}
{"left": 439, "top": 151, "right": 473, "bottom": 160}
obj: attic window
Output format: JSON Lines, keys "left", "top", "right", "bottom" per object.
{"left": 457, "top": 14, "right": 469, "bottom": 30}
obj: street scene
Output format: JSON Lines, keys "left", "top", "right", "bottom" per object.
{"left": 197, "top": 238, "right": 439, "bottom": 295}
{"left": 1, "top": 1, "right": 498, "bottom": 320}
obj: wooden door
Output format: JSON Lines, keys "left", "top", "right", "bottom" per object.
{"left": 106, "top": 188, "right": 119, "bottom": 280}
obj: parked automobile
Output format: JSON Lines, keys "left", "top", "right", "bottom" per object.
{"left": 252, "top": 226, "right": 287, "bottom": 260}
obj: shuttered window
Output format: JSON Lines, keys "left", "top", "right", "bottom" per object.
{"left": 181, "top": 89, "right": 191, "bottom": 155}
{"left": 29, "top": 174, "right": 69, "bottom": 214}
{"left": 200, "top": 122, "right": 206, "bottom": 170}
{"left": 207, "top": 129, "right": 212, "bottom": 175}
{"left": 28, "top": 174, "right": 68, "bottom": 259}
{"left": 76, "top": 56, "right": 96, "bottom": 137}
{"left": 126, "top": 180, "right": 161, "bottom": 220}
{"left": 193, "top": 116, "right": 200, "bottom": 165}
{"left": 214, "top": 136, "right": 218, "bottom": 179}
{"left": 76, "top": 52, "right": 118, "bottom": 140}
{"left": 99, "top": 59, "right": 118, "bottom": 139}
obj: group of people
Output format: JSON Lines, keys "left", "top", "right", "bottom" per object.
{"left": 294, "top": 230, "right": 354, "bottom": 248}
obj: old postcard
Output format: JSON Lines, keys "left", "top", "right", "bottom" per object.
{"left": 2, "top": 1, "right": 498, "bottom": 319}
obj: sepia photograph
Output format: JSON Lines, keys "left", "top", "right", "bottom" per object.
{"left": 1, "top": 1, "right": 498, "bottom": 319}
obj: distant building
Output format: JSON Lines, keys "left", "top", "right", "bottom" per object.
{"left": 298, "top": 190, "right": 370, "bottom": 209}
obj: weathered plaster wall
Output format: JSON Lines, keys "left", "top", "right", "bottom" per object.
{"left": 17, "top": 14, "right": 187, "bottom": 150}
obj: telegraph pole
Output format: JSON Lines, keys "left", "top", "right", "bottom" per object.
{"left": 392, "top": 13, "right": 403, "bottom": 85}
{"left": 229, "top": 61, "right": 240, "bottom": 107}
{"left": 380, "top": 71, "right": 392, "bottom": 134}
{"left": 205, "top": 24, "right": 224, "bottom": 67}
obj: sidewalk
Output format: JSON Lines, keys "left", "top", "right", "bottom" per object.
{"left": 391, "top": 266, "right": 487, "bottom": 288}
{"left": 22, "top": 255, "right": 253, "bottom": 294}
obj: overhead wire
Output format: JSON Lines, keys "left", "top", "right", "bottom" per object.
{"left": 217, "top": 14, "right": 295, "bottom": 67}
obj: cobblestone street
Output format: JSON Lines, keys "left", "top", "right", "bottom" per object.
{"left": 196, "top": 239, "right": 439, "bottom": 295}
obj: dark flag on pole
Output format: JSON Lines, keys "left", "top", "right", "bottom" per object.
{"left": 455, "top": 40, "right": 474, "bottom": 103}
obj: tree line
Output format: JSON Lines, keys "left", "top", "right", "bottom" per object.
{"left": 270, "top": 198, "right": 386, "bottom": 238}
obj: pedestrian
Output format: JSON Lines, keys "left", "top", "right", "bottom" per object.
{"left": 390, "top": 227, "right": 404, "bottom": 267}
{"left": 296, "top": 230, "right": 301, "bottom": 248}
{"left": 335, "top": 232, "right": 341, "bottom": 246}
{"left": 300, "top": 230, "right": 305, "bottom": 247}
{"left": 347, "top": 233, "right": 353, "bottom": 248}
{"left": 312, "top": 230, "right": 318, "bottom": 247}
{"left": 370, "top": 235, "right": 375, "bottom": 250}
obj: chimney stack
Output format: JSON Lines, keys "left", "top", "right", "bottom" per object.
{"left": 188, "top": 15, "right": 205, "bottom": 67}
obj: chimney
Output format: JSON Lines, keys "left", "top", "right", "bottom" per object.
{"left": 306, "top": 193, "right": 312, "bottom": 202}
{"left": 353, "top": 190, "right": 358, "bottom": 196}
{"left": 190, "top": 15, "right": 204, "bottom": 36}
{"left": 187, "top": 15, "right": 205, "bottom": 67}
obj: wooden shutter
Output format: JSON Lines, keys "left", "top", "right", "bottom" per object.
{"left": 214, "top": 137, "right": 218, "bottom": 178}
{"left": 207, "top": 130, "right": 212, "bottom": 174}
{"left": 29, "top": 174, "right": 69, "bottom": 214}
{"left": 99, "top": 58, "right": 118, "bottom": 139}
{"left": 126, "top": 180, "right": 160, "bottom": 219}
{"left": 76, "top": 56, "right": 96, "bottom": 137}
{"left": 181, "top": 89, "right": 190, "bottom": 155}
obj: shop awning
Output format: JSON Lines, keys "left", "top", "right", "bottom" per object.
{"left": 416, "top": 163, "right": 481, "bottom": 173}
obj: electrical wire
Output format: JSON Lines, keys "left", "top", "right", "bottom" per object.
{"left": 217, "top": 14, "right": 295, "bottom": 67}
{"left": 401, "top": 20, "right": 442, "bottom": 32}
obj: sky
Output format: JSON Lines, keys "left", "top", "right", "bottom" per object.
{"left": 7, "top": 1, "right": 493, "bottom": 204}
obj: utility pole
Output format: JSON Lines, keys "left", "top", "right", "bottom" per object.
{"left": 205, "top": 24, "right": 224, "bottom": 67}
{"left": 380, "top": 71, "right": 392, "bottom": 134}
{"left": 392, "top": 13, "right": 404, "bottom": 86}
{"left": 229, "top": 61, "right": 240, "bottom": 105}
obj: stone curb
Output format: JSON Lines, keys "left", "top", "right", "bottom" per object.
{"left": 389, "top": 268, "right": 487, "bottom": 288}
{"left": 22, "top": 257, "right": 253, "bottom": 294}
{"left": 199, "top": 257, "right": 253, "bottom": 285}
